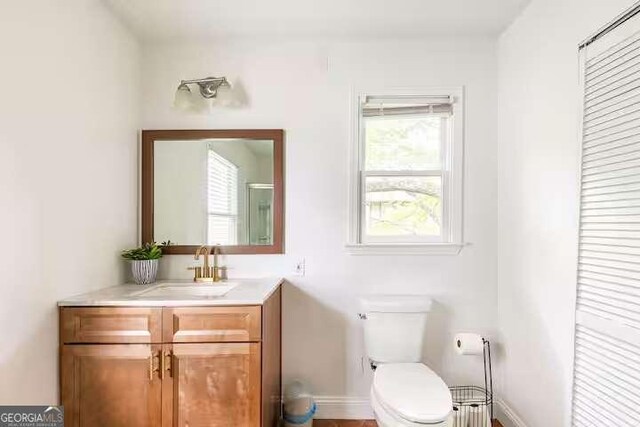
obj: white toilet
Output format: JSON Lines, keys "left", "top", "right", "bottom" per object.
{"left": 360, "top": 295, "right": 453, "bottom": 427}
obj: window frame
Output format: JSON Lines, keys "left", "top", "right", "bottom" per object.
{"left": 347, "top": 87, "right": 465, "bottom": 255}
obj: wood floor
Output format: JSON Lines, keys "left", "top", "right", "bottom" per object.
{"left": 313, "top": 420, "right": 504, "bottom": 427}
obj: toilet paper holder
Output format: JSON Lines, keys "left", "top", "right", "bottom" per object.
{"left": 449, "top": 338, "right": 493, "bottom": 427}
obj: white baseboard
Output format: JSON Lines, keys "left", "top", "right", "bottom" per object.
{"left": 495, "top": 398, "right": 527, "bottom": 427}
{"left": 313, "top": 396, "right": 374, "bottom": 419}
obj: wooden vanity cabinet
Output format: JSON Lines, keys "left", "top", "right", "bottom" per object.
{"left": 59, "top": 287, "right": 281, "bottom": 427}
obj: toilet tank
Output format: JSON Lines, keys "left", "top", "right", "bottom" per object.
{"left": 359, "top": 295, "right": 432, "bottom": 364}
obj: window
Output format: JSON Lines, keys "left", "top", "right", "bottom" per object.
{"left": 347, "top": 88, "right": 464, "bottom": 254}
{"left": 207, "top": 149, "right": 239, "bottom": 245}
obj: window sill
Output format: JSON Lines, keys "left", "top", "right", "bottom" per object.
{"left": 345, "top": 242, "right": 465, "bottom": 256}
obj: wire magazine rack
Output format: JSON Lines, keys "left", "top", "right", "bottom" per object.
{"left": 449, "top": 339, "right": 493, "bottom": 427}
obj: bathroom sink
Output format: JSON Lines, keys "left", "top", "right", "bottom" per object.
{"left": 134, "top": 283, "right": 237, "bottom": 299}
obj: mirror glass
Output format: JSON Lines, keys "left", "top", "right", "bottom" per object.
{"left": 153, "top": 139, "right": 274, "bottom": 246}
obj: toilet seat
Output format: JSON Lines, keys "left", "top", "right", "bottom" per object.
{"left": 373, "top": 363, "right": 452, "bottom": 425}
{"left": 371, "top": 390, "right": 451, "bottom": 427}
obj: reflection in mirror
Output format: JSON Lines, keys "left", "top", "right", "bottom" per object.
{"left": 154, "top": 139, "right": 274, "bottom": 246}
{"left": 247, "top": 184, "right": 273, "bottom": 245}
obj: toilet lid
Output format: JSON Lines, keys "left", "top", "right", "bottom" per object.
{"left": 373, "top": 363, "right": 452, "bottom": 424}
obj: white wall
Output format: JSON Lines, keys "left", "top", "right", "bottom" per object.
{"left": 142, "top": 37, "right": 499, "bottom": 414}
{"left": 0, "top": 0, "right": 139, "bottom": 404}
{"left": 497, "top": 0, "right": 636, "bottom": 425}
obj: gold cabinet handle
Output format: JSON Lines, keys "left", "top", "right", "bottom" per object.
{"left": 160, "top": 350, "right": 165, "bottom": 379}
{"left": 161, "top": 350, "right": 173, "bottom": 379}
{"left": 149, "top": 354, "right": 154, "bottom": 381}
{"left": 149, "top": 351, "right": 161, "bottom": 381}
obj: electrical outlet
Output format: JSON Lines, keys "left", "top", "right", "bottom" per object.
{"left": 294, "top": 258, "right": 306, "bottom": 276}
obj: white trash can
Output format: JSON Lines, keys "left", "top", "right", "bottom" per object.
{"left": 283, "top": 381, "right": 316, "bottom": 427}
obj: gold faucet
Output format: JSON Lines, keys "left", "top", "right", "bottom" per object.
{"left": 190, "top": 245, "right": 222, "bottom": 282}
{"left": 212, "top": 245, "right": 221, "bottom": 282}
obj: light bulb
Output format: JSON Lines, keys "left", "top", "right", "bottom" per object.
{"left": 173, "top": 84, "right": 193, "bottom": 111}
{"left": 215, "top": 82, "right": 236, "bottom": 107}
{"left": 229, "top": 80, "right": 248, "bottom": 108}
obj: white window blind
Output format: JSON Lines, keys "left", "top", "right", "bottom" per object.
{"left": 362, "top": 95, "right": 453, "bottom": 117}
{"left": 573, "top": 9, "right": 640, "bottom": 427}
{"left": 207, "top": 149, "right": 239, "bottom": 245}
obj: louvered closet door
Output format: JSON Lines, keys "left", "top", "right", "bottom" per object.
{"left": 573, "top": 11, "right": 640, "bottom": 427}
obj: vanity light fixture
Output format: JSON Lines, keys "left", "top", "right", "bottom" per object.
{"left": 173, "top": 76, "right": 245, "bottom": 112}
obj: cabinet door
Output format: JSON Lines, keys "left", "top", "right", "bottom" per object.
{"left": 163, "top": 343, "right": 261, "bottom": 427}
{"left": 61, "top": 344, "right": 162, "bottom": 427}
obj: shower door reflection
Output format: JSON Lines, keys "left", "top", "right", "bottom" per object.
{"left": 247, "top": 184, "right": 273, "bottom": 245}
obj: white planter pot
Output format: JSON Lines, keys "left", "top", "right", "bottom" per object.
{"left": 130, "top": 259, "right": 159, "bottom": 285}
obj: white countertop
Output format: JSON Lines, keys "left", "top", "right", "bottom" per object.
{"left": 58, "top": 277, "right": 283, "bottom": 307}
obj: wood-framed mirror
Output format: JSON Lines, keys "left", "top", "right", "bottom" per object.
{"left": 141, "top": 129, "right": 284, "bottom": 254}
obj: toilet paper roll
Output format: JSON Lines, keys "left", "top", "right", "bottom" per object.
{"left": 454, "top": 333, "right": 485, "bottom": 356}
{"left": 451, "top": 406, "right": 469, "bottom": 427}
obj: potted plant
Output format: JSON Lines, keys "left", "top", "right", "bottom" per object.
{"left": 121, "top": 242, "right": 162, "bottom": 285}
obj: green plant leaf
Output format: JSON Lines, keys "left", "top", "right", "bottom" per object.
{"left": 121, "top": 242, "right": 163, "bottom": 260}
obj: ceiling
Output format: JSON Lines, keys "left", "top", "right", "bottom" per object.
{"left": 103, "top": 0, "right": 531, "bottom": 42}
